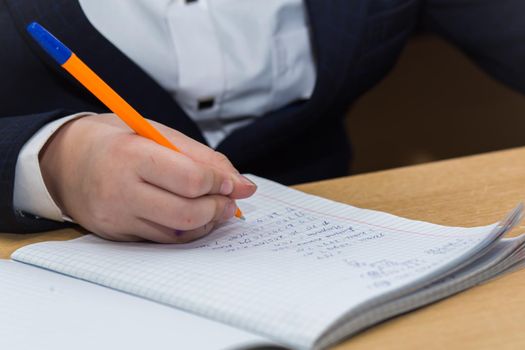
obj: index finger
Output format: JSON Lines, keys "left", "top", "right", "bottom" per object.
{"left": 150, "top": 120, "right": 238, "bottom": 173}
{"left": 135, "top": 141, "right": 238, "bottom": 198}
{"left": 148, "top": 121, "right": 257, "bottom": 198}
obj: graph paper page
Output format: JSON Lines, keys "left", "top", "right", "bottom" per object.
{"left": 12, "top": 176, "right": 516, "bottom": 349}
{"left": 0, "top": 260, "right": 279, "bottom": 350}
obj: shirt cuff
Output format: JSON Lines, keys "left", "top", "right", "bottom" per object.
{"left": 13, "top": 113, "right": 95, "bottom": 222}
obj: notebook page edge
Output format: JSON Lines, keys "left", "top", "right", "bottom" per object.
{"left": 314, "top": 234, "right": 525, "bottom": 349}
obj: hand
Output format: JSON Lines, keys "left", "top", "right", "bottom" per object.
{"left": 39, "top": 113, "right": 257, "bottom": 243}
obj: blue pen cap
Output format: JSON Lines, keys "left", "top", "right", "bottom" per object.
{"left": 26, "top": 22, "right": 72, "bottom": 65}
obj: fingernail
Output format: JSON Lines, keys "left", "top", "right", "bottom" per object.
{"left": 219, "top": 179, "right": 234, "bottom": 195}
{"left": 236, "top": 174, "right": 257, "bottom": 188}
{"left": 222, "top": 201, "right": 237, "bottom": 220}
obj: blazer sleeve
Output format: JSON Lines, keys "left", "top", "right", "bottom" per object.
{"left": 0, "top": 110, "right": 76, "bottom": 233}
{"left": 0, "top": 2, "right": 106, "bottom": 233}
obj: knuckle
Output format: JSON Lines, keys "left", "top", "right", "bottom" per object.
{"left": 213, "top": 151, "right": 232, "bottom": 167}
{"left": 185, "top": 170, "right": 208, "bottom": 198}
{"left": 206, "top": 199, "right": 223, "bottom": 223}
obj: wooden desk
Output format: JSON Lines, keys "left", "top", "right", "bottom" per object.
{"left": 3, "top": 147, "right": 525, "bottom": 349}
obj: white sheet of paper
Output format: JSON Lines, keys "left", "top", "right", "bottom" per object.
{"left": 0, "top": 260, "right": 279, "bottom": 350}
{"left": 13, "top": 176, "right": 515, "bottom": 349}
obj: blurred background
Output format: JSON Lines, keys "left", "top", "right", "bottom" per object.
{"left": 346, "top": 34, "right": 525, "bottom": 174}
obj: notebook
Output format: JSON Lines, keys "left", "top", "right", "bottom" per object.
{"left": 5, "top": 175, "right": 525, "bottom": 350}
{"left": 0, "top": 260, "right": 278, "bottom": 350}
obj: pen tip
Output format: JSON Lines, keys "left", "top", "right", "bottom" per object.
{"left": 239, "top": 215, "right": 246, "bottom": 221}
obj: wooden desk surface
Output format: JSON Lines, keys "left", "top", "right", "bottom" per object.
{"left": 3, "top": 147, "right": 525, "bottom": 349}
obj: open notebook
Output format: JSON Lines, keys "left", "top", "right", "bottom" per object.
{"left": 5, "top": 175, "right": 525, "bottom": 350}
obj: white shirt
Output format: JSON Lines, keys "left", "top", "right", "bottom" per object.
{"left": 13, "top": 0, "right": 316, "bottom": 222}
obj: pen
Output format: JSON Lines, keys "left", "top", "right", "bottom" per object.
{"left": 26, "top": 22, "right": 245, "bottom": 220}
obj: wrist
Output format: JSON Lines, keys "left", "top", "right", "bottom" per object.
{"left": 38, "top": 118, "right": 80, "bottom": 215}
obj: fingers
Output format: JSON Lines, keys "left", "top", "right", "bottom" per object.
{"left": 230, "top": 173, "right": 258, "bottom": 199}
{"left": 135, "top": 142, "right": 234, "bottom": 198}
{"left": 53, "top": 114, "right": 250, "bottom": 245}
{"left": 149, "top": 120, "right": 255, "bottom": 194}
{"left": 149, "top": 120, "right": 238, "bottom": 172}
{"left": 100, "top": 115, "right": 256, "bottom": 198}
{"left": 135, "top": 138, "right": 257, "bottom": 199}
{"left": 96, "top": 218, "right": 217, "bottom": 244}
{"left": 132, "top": 182, "right": 237, "bottom": 231}
{"left": 175, "top": 138, "right": 237, "bottom": 174}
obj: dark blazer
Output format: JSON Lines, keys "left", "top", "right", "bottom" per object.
{"left": 1, "top": 0, "right": 525, "bottom": 233}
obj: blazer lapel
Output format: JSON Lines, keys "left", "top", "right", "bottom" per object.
{"left": 218, "top": 0, "right": 368, "bottom": 163}
{"left": 6, "top": 0, "right": 206, "bottom": 144}
{"left": 304, "top": 0, "right": 368, "bottom": 108}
